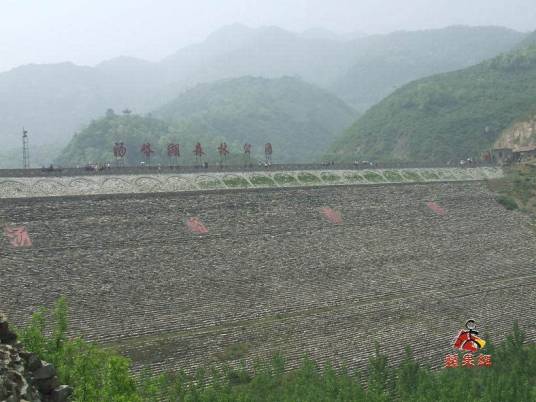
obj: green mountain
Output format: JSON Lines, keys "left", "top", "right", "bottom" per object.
{"left": 58, "top": 77, "right": 356, "bottom": 165}
{"left": 0, "top": 25, "right": 525, "bottom": 168}
{"left": 56, "top": 112, "right": 173, "bottom": 166}
{"left": 154, "top": 76, "right": 357, "bottom": 162}
{"left": 330, "top": 34, "right": 536, "bottom": 162}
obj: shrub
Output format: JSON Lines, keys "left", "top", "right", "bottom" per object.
{"left": 15, "top": 298, "right": 536, "bottom": 402}
{"left": 17, "top": 298, "right": 140, "bottom": 402}
{"left": 496, "top": 195, "right": 519, "bottom": 210}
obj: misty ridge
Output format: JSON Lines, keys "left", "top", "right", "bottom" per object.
{"left": 0, "top": 23, "right": 529, "bottom": 166}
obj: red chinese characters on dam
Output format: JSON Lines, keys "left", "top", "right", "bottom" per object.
{"left": 186, "top": 217, "right": 209, "bottom": 234}
{"left": 321, "top": 208, "right": 343, "bottom": 224}
{"left": 167, "top": 144, "right": 180, "bottom": 158}
{"left": 4, "top": 225, "right": 32, "bottom": 247}
{"left": 427, "top": 201, "right": 446, "bottom": 216}
{"left": 113, "top": 142, "right": 127, "bottom": 159}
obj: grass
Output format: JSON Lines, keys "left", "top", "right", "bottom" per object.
{"left": 297, "top": 172, "right": 321, "bottom": 184}
{"left": 250, "top": 175, "right": 276, "bottom": 187}
{"left": 419, "top": 171, "right": 441, "bottom": 181}
{"left": 196, "top": 177, "right": 224, "bottom": 189}
{"left": 273, "top": 173, "right": 298, "bottom": 185}
{"left": 320, "top": 172, "right": 342, "bottom": 183}
{"left": 401, "top": 171, "right": 423, "bottom": 182}
{"left": 223, "top": 176, "right": 251, "bottom": 188}
{"left": 362, "top": 171, "right": 386, "bottom": 183}
{"left": 436, "top": 170, "right": 456, "bottom": 180}
{"left": 343, "top": 172, "right": 366, "bottom": 183}
{"left": 383, "top": 171, "right": 404, "bottom": 182}
{"left": 487, "top": 164, "right": 536, "bottom": 214}
{"left": 215, "top": 343, "right": 251, "bottom": 362}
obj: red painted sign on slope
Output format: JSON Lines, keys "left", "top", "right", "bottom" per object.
{"left": 186, "top": 217, "right": 209, "bottom": 234}
{"left": 4, "top": 225, "right": 32, "bottom": 247}
{"left": 321, "top": 208, "right": 343, "bottom": 224}
{"left": 427, "top": 202, "right": 446, "bottom": 216}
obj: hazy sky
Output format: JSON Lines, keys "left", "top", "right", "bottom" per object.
{"left": 1, "top": 0, "right": 535, "bottom": 72}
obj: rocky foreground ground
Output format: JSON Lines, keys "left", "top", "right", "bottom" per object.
{"left": 0, "top": 316, "right": 71, "bottom": 402}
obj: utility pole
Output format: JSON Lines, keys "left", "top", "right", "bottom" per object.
{"left": 22, "top": 128, "right": 30, "bottom": 169}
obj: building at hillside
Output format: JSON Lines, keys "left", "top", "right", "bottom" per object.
{"left": 491, "top": 145, "right": 536, "bottom": 164}
{"left": 491, "top": 148, "right": 513, "bottom": 164}
{"left": 513, "top": 145, "right": 536, "bottom": 162}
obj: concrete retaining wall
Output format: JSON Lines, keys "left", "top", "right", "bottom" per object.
{"left": 0, "top": 167, "right": 503, "bottom": 199}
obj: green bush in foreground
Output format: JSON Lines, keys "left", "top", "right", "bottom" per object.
{"left": 16, "top": 298, "right": 536, "bottom": 401}
{"left": 17, "top": 297, "right": 139, "bottom": 402}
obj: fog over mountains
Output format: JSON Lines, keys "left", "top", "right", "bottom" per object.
{"left": 0, "top": 23, "right": 528, "bottom": 166}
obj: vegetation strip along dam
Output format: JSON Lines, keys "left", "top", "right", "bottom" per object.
{"left": 1, "top": 166, "right": 535, "bottom": 377}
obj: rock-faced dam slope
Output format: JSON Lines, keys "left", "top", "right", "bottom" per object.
{"left": 0, "top": 170, "right": 535, "bottom": 375}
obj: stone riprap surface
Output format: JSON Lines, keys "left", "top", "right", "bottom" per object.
{"left": 0, "top": 167, "right": 502, "bottom": 199}
{"left": 0, "top": 180, "right": 535, "bottom": 377}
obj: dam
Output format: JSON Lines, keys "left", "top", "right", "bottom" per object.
{"left": 1, "top": 167, "right": 534, "bottom": 375}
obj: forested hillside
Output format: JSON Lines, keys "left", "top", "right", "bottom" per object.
{"left": 0, "top": 25, "right": 525, "bottom": 167}
{"left": 58, "top": 77, "right": 356, "bottom": 165}
{"left": 330, "top": 33, "right": 536, "bottom": 162}
{"left": 154, "top": 76, "right": 356, "bottom": 162}
{"left": 56, "top": 113, "right": 173, "bottom": 166}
